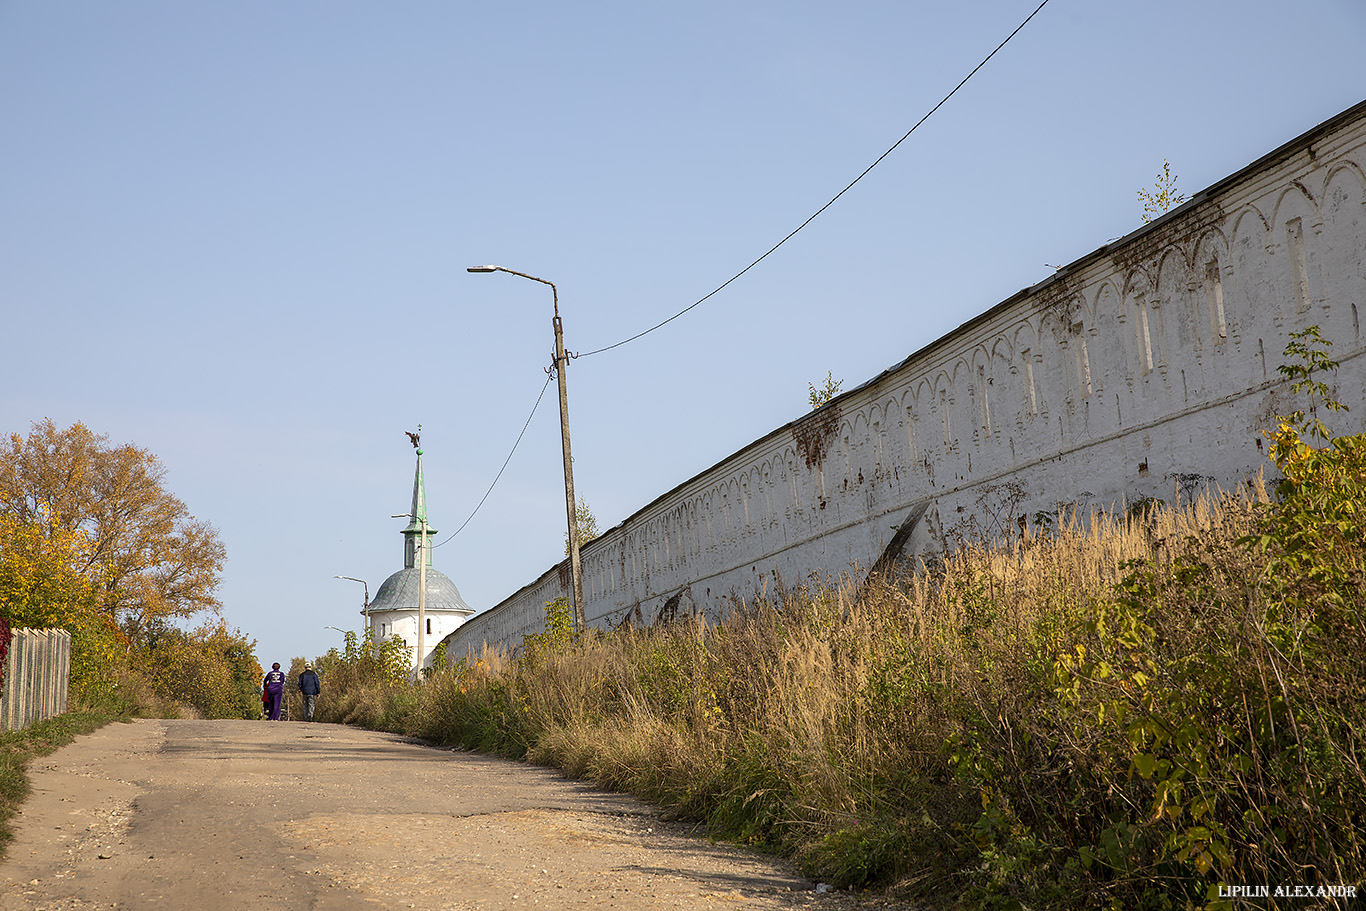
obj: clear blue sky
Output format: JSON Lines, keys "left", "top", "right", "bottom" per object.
{"left": 2, "top": 1, "right": 1363, "bottom": 669}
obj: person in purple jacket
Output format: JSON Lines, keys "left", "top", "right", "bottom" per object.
{"left": 263, "top": 662, "right": 286, "bottom": 721}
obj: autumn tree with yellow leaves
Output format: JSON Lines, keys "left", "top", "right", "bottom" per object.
{"left": 0, "top": 419, "right": 226, "bottom": 641}
{"left": 0, "top": 510, "right": 122, "bottom": 695}
{"left": 0, "top": 419, "right": 253, "bottom": 716}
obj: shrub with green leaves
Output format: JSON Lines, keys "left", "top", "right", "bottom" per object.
{"left": 960, "top": 328, "right": 1366, "bottom": 909}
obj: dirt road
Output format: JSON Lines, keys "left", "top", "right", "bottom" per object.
{"left": 0, "top": 719, "right": 877, "bottom": 910}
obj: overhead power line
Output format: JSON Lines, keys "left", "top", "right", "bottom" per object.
{"left": 435, "top": 372, "right": 554, "bottom": 546}
{"left": 579, "top": 0, "right": 1053, "bottom": 360}
{"left": 445, "top": 0, "right": 1052, "bottom": 542}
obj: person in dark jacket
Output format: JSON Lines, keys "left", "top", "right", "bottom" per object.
{"left": 298, "top": 663, "right": 321, "bottom": 722}
{"left": 263, "top": 662, "right": 286, "bottom": 720}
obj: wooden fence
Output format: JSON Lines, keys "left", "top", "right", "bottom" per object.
{"left": 0, "top": 628, "right": 71, "bottom": 732}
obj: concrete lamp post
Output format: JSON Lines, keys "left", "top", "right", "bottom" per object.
{"left": 333, "top": 575, "right": 370, "bottom": 636}
{"left": 467, "top": 265, "right": 585, "bottom": 634}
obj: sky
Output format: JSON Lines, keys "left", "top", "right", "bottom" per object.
{"left": 2, "top": 1, "right": 1364, "bottom": 669}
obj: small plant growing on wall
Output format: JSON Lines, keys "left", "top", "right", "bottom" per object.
{"left": 1138, "top": 159, "right": 1187, "bottom": 223}
{"left": 564, "top": 496, "right": 599, "bottom": 556}
{"left": 808, "top": 371, "right": 843, "bottom": 410}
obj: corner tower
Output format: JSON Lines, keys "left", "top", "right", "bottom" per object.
{"left": 367, "top": 442, "right": 475, "bottom": 672}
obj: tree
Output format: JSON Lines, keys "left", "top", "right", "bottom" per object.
{"left": 0, "top": 510, "right": 122, "bottom": 693}
{"left": 143, "top": 619, "right": 262, "bottom": 719}
{"left": 0, "top": 511, "right": 97, "bottom": 629}
{"left": 0, "top": 419, "right": 226, "bottom": 640}
{"left": 1138, "top": 159, "right": 1187, "bottom": 223}
{"left": 809, "top": 371, "right": 843, "bottom": 410}
{"left": 564, "top": 496, "right": 598, "bottom": 556}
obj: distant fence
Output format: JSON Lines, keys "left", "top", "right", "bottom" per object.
{"left": 0, "top": 627, "right": 72, "bottom": 732}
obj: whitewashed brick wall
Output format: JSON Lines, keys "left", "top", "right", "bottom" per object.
{"left": 444, "top": 100, "right": 1366, "bottom": 658}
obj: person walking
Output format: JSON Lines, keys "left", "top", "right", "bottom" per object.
{"left": 298, "top": 662, "right": 321, "bottom": 722}
{"left": 263, "top": 662, "right": 286, "bottom": 721}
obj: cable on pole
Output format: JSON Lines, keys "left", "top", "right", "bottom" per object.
{"left": 435, "top": 372, "right": 554, "bottom": 546}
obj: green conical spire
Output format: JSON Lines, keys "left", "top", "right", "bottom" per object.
{"left": 402, "top": 446, "right": 438, "bottom": 569}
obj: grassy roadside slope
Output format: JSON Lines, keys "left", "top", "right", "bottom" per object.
{"left": 314, "top": 468, "right": 1365, "bottom": 909}
{"left": 313, "top": 335, "right": 1366, "bottom": 909}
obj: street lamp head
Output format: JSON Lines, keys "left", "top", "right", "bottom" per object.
{"left": 467, "top": 265, "right": 500, "bottom": 273}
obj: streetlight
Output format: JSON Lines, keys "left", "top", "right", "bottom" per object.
{"left": 467, "top": 265, "right": 585, "bottom": 633}
{"left": 333, "top": 575, "right": 370, "bottom": 635}
{"left": 324, "top": 625, "right": 348, "bottom": 654}
{"left": 393, "top": 512, "right": 428, "bottom": 677}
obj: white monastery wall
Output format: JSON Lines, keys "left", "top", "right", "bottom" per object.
{"left": 444, "top": 100, "right": 1366, "bottom": 659}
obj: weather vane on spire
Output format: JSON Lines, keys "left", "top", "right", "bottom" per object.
{"left": 406, "top": 424, "right": 422, "bottom": 450}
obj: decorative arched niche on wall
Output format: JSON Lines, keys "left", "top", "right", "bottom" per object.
{"left": 1320, "top": 162, "right": 1366, "bottom": 342}
{"left": 1270, "top": 182, "right": 1320, "bottom": 321}
{"left": 1229, "top": 204, "right": 1273, "bottom": 355}
{"left": 1192, "top": 228, "right": 1232, "bottom": 352}
{"left": 1154, "top": 247, "right": 1190, "bottom": 372}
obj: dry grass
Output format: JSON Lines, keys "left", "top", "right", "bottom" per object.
{"left": 318, "top": 479, "right": 1366, "bottom": 908}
